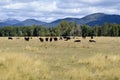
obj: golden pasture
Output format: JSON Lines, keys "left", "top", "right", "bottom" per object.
{"left": 0, "top": 37, "right": 120, "bottom": 80}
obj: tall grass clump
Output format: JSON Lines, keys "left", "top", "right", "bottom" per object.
{"left": 0, "top": 53, "right": 50, "bottom": 80}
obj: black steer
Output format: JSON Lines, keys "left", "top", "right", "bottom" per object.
{"left": 54, "top": 37, "right": 58, "bottom": 41}
{"left": 8, "top": 37, "right": 13, "bottom": 40}
{"left": 74, "top": 40, "right": 81, "bottom": 42}
{"left": 89, "top": 39, "right": 96, "bottom": 42}
{"left": 50, "top": 38, "right": 52, "bottom": 42}
{"left": 39, "top": 38, "right": 44, "bottom": 42}
{"left": 24, "top": 37, "right": 29, "bottom": 41}
{"left": 45, "top": 37, "right": 49, "bottom": 42}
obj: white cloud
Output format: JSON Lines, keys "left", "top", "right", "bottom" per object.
{"left": 79, "top": 0, "right": 102, "bottom": 4}
{"left": 0, "top": 0, "right": 120, "bottom": 22}
{"left": 3, "top": 1, "right": 57, "bottom": 12}
{"left": 31, "top": 1, "right": 57, "bottom": 12}
{"left": 3, "top": 2, "right": 27, "bottom": 9}
{"left": 0, "top": 0, "right": 12, "bottom": 3}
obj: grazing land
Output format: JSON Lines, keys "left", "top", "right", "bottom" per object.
{"left": 0, "top": 37, "right": 120, "bottom": 80}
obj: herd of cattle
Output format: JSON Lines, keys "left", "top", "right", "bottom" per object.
{"left": 7, "top": 36, "right": 96, "bottom": 43}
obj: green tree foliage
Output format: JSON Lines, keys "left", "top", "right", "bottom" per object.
{"left": 81, "top": 25, "right": 92, "bottom": 37}
{"left": 102, "top": 23, "right": 110, "bottom": 36}
{"left": 0, "top": 21, "right": 120, "bottom": 37}
{"left": 93, "top": 26, "right": 99, "bottom": 36}
{"left": 58, "top": 20, "right": 69, "bottom": 36}
{"left": 74, "top": 25, "right": 81, "bottom": 36}
{"left": 69, "top": 21, "right": 75, "bottom": 36}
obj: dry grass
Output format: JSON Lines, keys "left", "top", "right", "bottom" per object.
{"left": 0, "top": 37, "right": 120, "bottom": 80}
{"left": 0, "top": 53, "right": 50, "bottom": 80}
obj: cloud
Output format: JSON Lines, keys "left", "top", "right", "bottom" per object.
{"left": 0, "top": 0, "right": 120, "bottom": 22}
{"left": 3, "top": 2, "right": 27, "bottom": 9}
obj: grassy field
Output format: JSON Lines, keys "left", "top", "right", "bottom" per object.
{"left": 0, "top": 37, "right": 120, "bottom": 80}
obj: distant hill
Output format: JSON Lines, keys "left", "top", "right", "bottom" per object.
{"left": 13, "top": 19, "right": 47, "bottom": 26}
{"left": 0, "top": 13, "right": 120, "bottom": 27}
{"left": 43, "top": 18, "right": 80, "bottom": 27}
{"left": 44, "top": 13, "right": 120, "bottom": 27}
{"left": 0, "top": 18, "right": 20, "bottom": 27}
{"left": 4, "top": 18, "right": 20, "bottom": 25}
{"left": 0, "top": 22, "right": 9, "bottom": 27}
{"left": 82, "top": 13, "right": 120, "bottom": 26}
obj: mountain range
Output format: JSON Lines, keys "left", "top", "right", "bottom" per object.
{"left": 0, "top": 13, "right": 120, "bottom": 27}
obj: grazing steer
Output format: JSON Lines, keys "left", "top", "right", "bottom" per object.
{"left": 45, "top": 37, "right": 49, "bottom": 42}
{"left": 8, "top": 37, "right": 13, "bottom": 40}
{"left": 50, "top": 37, "right": 52, "bottom": 42}
{"left": 59, "top": 36, "right": 63, "bottom": 40}
{"left": 74, "top": 40, "right": 81, "bottom": 42}
{"left": 89, "top": 39, "right": 96, "bottom": 42}
{"left": 91, "top": 36, "right": 93, "bottom": 39}
{"left": 24, "top": 37, "right": 29, "bottom": 41}
{"left": 39, "top": 37, "right": 44, "bottom": 42}
{"left": 66, "top": 37, "right": 71, "bottom": 41}
{"left": 53, "top": 37, "right": 58, "bottom": 41}
{"left": 63, "top": 36, "right": 71, "bottom": 41}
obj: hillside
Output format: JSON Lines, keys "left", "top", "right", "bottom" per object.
{"left": 0, "top": 13, "right": 120, "bottom": 27}
{"left": 44, "top": 13, "right": 120, "bottom": 27}
{"left": 14, "top": 19, "right": 47, "bottom": 26}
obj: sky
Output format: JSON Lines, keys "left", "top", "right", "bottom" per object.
{"left": 0, "top": 0, "right": 120, "bottom": 22}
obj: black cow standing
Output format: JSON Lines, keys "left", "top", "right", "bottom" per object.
{"left": 89, "top": 39, "right": 96, "bottom": 42}
{"left": 45, "top": 37, "right": 49, "bottom": 42}
{"left": 24, "top": 37, "right": 29, "bottom": 41}
{"left": 91, "top": 36, "right": 93, "bottom": 39}
{"left": 59, "top": 36, "right": 63, "bottom": 40}
{"left": 50, "top": 37, "right": 52, "bottom": 42}
{"left": 54, "top": 37, "right": 58, "bottom": 41}
{"left": 63, "top": 36, "right": 71, "bottom": 41}
{"left": 39, "top": 38, "right": 44, "bottom": 42}
{"left": 74, "top": 40, "right": 81, "bottom": 42}
{"left": 8, "top": 37, "right": 13, "bottom": 40}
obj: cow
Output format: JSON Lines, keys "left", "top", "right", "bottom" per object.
{"left": 91, "top": 36, "right": 93, "bottom": 39}
{"left": 74, "top": 40, "right": 81, "bottom": 42}
{"left": 63, "top": 36, "right": 71, "bottom": 41}
{"left": 89, "top": 39, "right": 96, "bottom": 42}
{"left": 53, "top": 37, "right": 58, "bottom": 41}
{"left": 50, "top": 37, "right": 52, "bottom": 42}
{"left": 45, "top": 37, "right": 49, "bottom": 42}
{"left": 59, "top": 36, "right": 63, "bottom": 40}
{"left": 39, "top": 37, "right": 44, "bottom": 42}
{"left": 8, "top": 37, "right": 13, "bottom": 40}
{"left": 24, "top": 37, "right": 29, "bottom": 41}
{"left": 82, "top": 34, "right": 87, "bottom": 39}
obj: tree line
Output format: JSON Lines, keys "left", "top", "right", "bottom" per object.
{"left": 0, "top": 20, "right": 120, "bottom": 37}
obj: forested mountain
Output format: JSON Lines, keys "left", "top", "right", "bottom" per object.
{"left": 13, "top": 19, "right": 47, "bottom": 26}
{"left": 85, "top": 13, "right": 120, "bottom": 26}
{"left": 0, "top": 18, "right": 20, "bottom": 27}
{"left": 0, "top": 22, "right": 9, "bottom": 27}
{"left": 0, "top": 21, "right": 120, "bottom": 37}
{"left": 43, "top": 18, "right": 80, "bottom": 27}
{"left": 44, "top": 13, "right": 120, "bottom": 27}
{"left": 3, "top": 18, "right": 20, "bottom": 25}
{"left": 0, "top": 13, "right": 120, "bottom": 27}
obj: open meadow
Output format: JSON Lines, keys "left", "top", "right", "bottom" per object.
{"left": 0, "top": 37, "right": 120, "bottom": 80}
